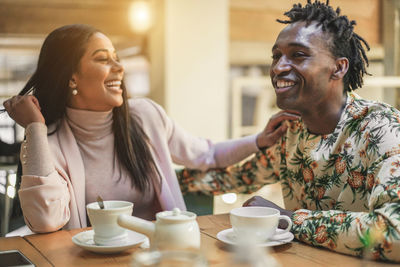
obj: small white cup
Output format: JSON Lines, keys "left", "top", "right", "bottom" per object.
{"left": 86, "top": 200, "right": 133, "bottom": 246}
{"left": 230, "top": 207, "right": 292, "bottom": 243}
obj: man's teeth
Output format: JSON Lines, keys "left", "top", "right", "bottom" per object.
{"left": 105, "top": 81, "right": 121, "bottom": 88}
{"left": 276, "top": 80, "right": 295, "bottom": 88}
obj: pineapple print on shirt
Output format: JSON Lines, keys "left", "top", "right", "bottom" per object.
{"left": 179, "top": 92, "right": 400, "bottom": 262}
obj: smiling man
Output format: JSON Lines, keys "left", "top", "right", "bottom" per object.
{"left": 179, "top": 0, "right": 400, "bottom": 262}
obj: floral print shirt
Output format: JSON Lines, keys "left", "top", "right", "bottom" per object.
{"left": 179, "top": 92, "right": 400, "bottom": 262}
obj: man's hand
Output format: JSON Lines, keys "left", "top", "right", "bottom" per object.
{"left": 256, "top": 110, "right": 300, "bottom": 149}
{"left": 243, "top": 196, "right": 294, "bottom": 229}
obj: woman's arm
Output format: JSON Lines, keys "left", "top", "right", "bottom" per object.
{"left": 22, "top": 123, "right": 54, "bottom": 176}
{"left": 18, "top": 123, "right": 71, "bottom": 233}
{"left": 145, "top": 98, "right": 297, "bottom": 170}
{"left": 4, "top": 96, "right": 71, "bottom": 233}
{"left": 214, "top": 111, "right": 299, "bottom": 167}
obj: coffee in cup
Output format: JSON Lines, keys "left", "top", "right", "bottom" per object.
{"left": 86, "top": 200, "right": 133, "bottom": 246}
{"left": 230, "top": 206, "right": 292, "bottom": 243}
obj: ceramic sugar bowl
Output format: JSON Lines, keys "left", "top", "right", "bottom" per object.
{"left": 118, "top": 208, "right": 200, "bottom": 250}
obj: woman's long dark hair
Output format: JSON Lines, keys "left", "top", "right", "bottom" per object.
{"left": 19, "top": 24, "right": 159, "bottom": 191}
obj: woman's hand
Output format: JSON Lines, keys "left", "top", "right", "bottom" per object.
{"left": 3, "top": 95, "right": 45, "bottom": 128}
{"left": 256, "top": 110, "right": 300, "bottom": 149}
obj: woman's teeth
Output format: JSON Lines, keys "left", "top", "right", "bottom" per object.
{"left": 105, "top": 80, "right": 121, "bottom": 89}
{"left": 277, "top": 80, "right": 295, "bottom": 88}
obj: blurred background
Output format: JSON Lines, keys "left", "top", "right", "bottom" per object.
{"left": 0, "top": 0, "right": 400, "bottom": 235}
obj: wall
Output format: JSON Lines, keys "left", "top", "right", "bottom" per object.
{"left": 230, "top": 0, "right": 381, "bottom": 44}
{"left": 229, "top": 0, "right": 382, "bottom": 65}
{"left": 149, "top": 0, "right": 229, "bottom": 141}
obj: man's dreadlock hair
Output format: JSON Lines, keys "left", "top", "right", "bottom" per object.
{"left": 278, "top": 0, "right": 370, "bottom": 91}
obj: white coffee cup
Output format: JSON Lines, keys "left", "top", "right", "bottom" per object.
{"left": 86, "top": 200, "right": 133, "bottom": 246}
{"left": 230, "top": 207, "right": 292, "bottom": 243}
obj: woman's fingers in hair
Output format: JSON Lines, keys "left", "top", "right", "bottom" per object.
{"left": 30, "top": 95, "right": 41, "bottom": 110}
{"left": 3, "top": 95, "right": 45, "bottom": 128}
{"left": 3, "top": 95, "right": 20, "bottom": 110}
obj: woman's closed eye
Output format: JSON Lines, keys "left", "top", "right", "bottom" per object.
{"left": 96, "top": 57, "right": 109, "bottom": 62}
{"left": 96, "top": 55, "right": 119, "bottom": 63}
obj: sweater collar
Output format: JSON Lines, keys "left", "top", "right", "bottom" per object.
{"left": 66, "top": 107, "right": 113, "bottom": 141}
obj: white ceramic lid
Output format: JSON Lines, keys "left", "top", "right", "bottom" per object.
{"left": 156, "top": 208, "right": 196, "bottom": 221}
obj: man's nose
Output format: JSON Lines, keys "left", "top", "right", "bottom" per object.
{"left": 271, "top": 56, "right": 291, "bottom": 75}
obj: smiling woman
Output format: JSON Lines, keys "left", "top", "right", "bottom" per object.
{"left": 1, "top": 24, "right": 297, "bottom": 233}
{"left": 68, "top": 32, "right": 125, "bottom": 111}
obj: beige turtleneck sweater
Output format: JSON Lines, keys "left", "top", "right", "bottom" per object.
{"left": 65, "top": 107, "right": 160, "bottom": 220}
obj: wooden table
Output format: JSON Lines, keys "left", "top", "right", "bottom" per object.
{"left": 0, "top": 214, "right": 395, "bottom": 266}
{"left": 0, "top": 236, "right": 51, "bottom": 266}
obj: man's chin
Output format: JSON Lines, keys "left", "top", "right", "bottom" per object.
{"left": 276, "top": 98, "right": 296, "bottom": 111}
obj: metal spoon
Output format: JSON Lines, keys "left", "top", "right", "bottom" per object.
{"left": 97, "top": 196, "right": 105, "bottom": 209}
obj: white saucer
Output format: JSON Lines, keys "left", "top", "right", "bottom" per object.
{"left": 72, "top": 230, "right": 148, "bottom": 254}
{"left": 216, "top": 228, "right": 294, "bottom": 247}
